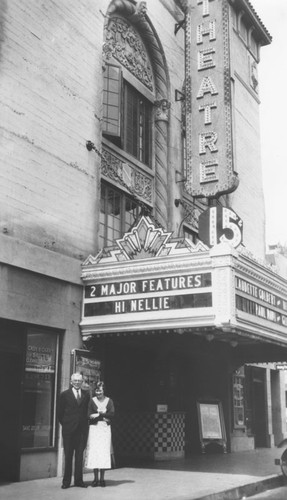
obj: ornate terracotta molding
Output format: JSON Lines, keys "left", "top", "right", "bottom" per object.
{"left": 101, "top": 146, "right": 152, "bottom": 204}
{"left": 108, "top": 0, "right": 147, "bottom": 21}
{"left": 103, "top": 16, "right": 154, "bottom": 92}
{"left": 154, "top": 99, "right": 170, "bottom": 122}
{"left": 82, "top": 215, "right": 208, "bottom": 266}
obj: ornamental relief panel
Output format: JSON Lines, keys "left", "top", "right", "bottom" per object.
{"left": 82, "top": 257, "right": 212, "bottom": 282}
{"left": 180, "top": 199, "right": 200, "bottom": 231}
{"left": 82, "top": 215, "right": 209, "bottom": 267}
{"left": 234, "top": 251, "right": 287, "bottom": 295}
{"left": 101, "top": 146, "right": 152, "bottom": 204}
{"left": 103, "top": 16, "right": 154, "bottom": 92}
{"left": 213, "top": 267, "right": 233, "bottom": 319}
{"left": 234, "top": 263, "right": 286, "bottom": 295}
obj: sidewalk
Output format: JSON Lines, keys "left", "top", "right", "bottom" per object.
{"left": 0, "top": 448, "right": 285, "bottom": 500}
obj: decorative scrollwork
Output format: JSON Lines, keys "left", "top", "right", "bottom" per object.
{"left": 101, "top": 146, "right": 152, "bottom": 204}
{"left": 176, "top": 198, "right": 200, "bottom": 230}
{"left": 103, "top": 16, "right": 154, "bottom": 92}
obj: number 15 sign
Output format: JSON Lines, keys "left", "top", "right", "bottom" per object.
{"left": 198, "top": 206, "right": 243, "bottom": 249}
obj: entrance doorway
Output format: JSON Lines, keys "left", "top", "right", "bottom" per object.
{"left": 0, "top": 351, "right": 23, "bottom": 482}
{"left": 245, "top": 366, "right": 268, "bottom": 448}
{"left": 253, "top": 374, "right": 268, "bottom": 447}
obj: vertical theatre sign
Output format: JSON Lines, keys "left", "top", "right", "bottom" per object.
{"left": 184, "top": 0, "right": 238, "bottom": 197}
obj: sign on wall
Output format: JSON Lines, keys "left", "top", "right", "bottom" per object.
{"left": 71, "top": 349, "right": 101, "bottom": 394}
{"left": 198, "top": 206, "right": 243, "bottom": 248}
{"left": 235, "top": 276, "right": 287, "bottom": 328}
{"left": 83, "top": 273, "right": 212, "bottom": 317}
{"left": 184, "top": 0, "right": 238, "bottom": 197}
{"left": 275, "top": 363, "right": 287, "bottom": 370}
{"left": 22, "top": 331, "right": 58, "bottom": 449}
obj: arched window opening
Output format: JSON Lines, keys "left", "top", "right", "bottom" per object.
{"left": 103, "top": 63, "right": 152, "bottom": 167}
{"left": 100, "top": 1, "right": 170, "bottom": 238}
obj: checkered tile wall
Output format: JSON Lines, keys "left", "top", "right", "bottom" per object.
{"left": 113, "top": 412, "right": 185, "bottom": 459}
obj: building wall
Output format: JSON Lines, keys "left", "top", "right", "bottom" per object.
{"left": 0, "top": 0, "right": 187, "bottom": 480}
{"left": 229, "top": 4, "right": 266, "bottom": 258}
{"left": 0, "top": 0, "right": 106, "bottom": 480}
{"left": 0, "top": 0, "right": 103, "bottom": 259}
{"left": 0, "top": 0, "right": 283, "bottom": 481}
{"left": 0, "top": 0, "right": 106, "bottom": 385}
{"left": 0, "top": 0, "right": 267, "bottom": 260}
{"left": 266, "top": 251, "right": 287, "bottom": 279}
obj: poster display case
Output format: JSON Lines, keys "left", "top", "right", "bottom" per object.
{"left": 232, "top": 367, "right": 245, "bottom": 428}
{"left": 197, "top": 400, "right": 227, "bottom": 453}
{"left": 71, "top": 349, "right": 101, "bottom": 395}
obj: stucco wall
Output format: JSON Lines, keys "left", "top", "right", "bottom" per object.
{"left": 229, "top": 14, "right": 266, "bottom": 258}
{"left": 0, "top": 0, "right": 188, "bottom": 252}
{"left": 0, "top": 0, "right": 105, "bottom": 259}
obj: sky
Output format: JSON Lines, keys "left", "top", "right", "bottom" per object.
{"left": 247, "top": 0, "right": 287, "bottom": 247}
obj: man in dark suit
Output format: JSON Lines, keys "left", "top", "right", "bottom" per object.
{"left": 58, "top": 372, "right": 90, "bottom": 489}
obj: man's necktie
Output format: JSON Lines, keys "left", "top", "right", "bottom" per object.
{"left": 76, "top": 390, "right": 81, "bottom": 405}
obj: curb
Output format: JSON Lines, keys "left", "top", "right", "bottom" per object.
{"left": 193, "top": 474, "right": 285, "bottom": 500}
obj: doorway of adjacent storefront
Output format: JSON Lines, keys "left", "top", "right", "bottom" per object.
{"left": 245, "top": 366, "right": 268, "bottom": 447}
{"left": 0, "top": 320, "right": 60, "bottom": 482}
{"left": 0, "top": 333, "right": 23, "bottom": 483}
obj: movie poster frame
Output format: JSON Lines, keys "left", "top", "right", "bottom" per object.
{"left": 197, "top": 399, "right": 227, "bottom": 453}
{"left": 71, "top": 349, "right": 101, "bottom": 396}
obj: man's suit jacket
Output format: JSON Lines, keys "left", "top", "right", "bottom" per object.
{"left": 58, "top": 388, "right": 90, "bottom": 436}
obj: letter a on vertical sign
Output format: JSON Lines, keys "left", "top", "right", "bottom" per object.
{"left": 198, "top": 207, "right": 243, "bottom": 248}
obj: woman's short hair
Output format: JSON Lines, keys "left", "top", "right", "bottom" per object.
{"left": 95, "top": 381, "right": 104, "bottom": 391}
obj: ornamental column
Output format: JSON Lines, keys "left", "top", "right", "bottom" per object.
{"left": 154, "top": 98, "right": 170, "bottom": 228}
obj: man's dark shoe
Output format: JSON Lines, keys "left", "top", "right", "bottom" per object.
{"left": 61, "top": 484, "right": 70, "bottom": 489}
{"left": 74, "top": 482, "right": 87, "bottom": 488}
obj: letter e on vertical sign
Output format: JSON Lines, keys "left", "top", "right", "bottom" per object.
{"left": 198, "top": 207, "right": 243, "bottom": 248}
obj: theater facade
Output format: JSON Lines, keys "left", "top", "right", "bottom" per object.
{"left": 1, "top": 0, "right": 286, "bottom": 484}
{"left": 80, "top": 215, "right": 287, "bottom": 459}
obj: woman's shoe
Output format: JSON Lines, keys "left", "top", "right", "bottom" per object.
{"left": 100, "top": 480, "right": 106, "bottom": 487}
{"left": 92, "top": 480, "right": 99, "bottom": 487}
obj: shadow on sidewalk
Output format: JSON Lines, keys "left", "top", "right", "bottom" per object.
{"left": 116, "top": 447, "right": 282, "bottom": 478}
{"left": 86, "top": 479, "right": 135, "bottom": 487}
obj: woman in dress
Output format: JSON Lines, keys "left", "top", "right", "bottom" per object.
{"left": 85, "top": 381, "right": 115, "bottom": 487}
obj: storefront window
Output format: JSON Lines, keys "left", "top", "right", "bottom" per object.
{"left": 21, "top": 330, "right": 59, "bottom": 449}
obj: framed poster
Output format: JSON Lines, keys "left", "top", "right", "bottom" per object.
{"left": 197, "top": 400, "right": 227, "bottom": 453}
{"left": 232, "top": 368, "right": 245, "bottom": 428}
{"left": 71, "top": 349, "right": 101, "bottom": 395}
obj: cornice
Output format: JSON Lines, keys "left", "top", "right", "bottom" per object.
{"left": 228, "top": 0, "right": 272, "bottom": 46}
{"left": 81, "top": 256, "right": 212, "bottom": 282}
{"left": 235, "top": 247, "right": 287, "bottom": 295}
